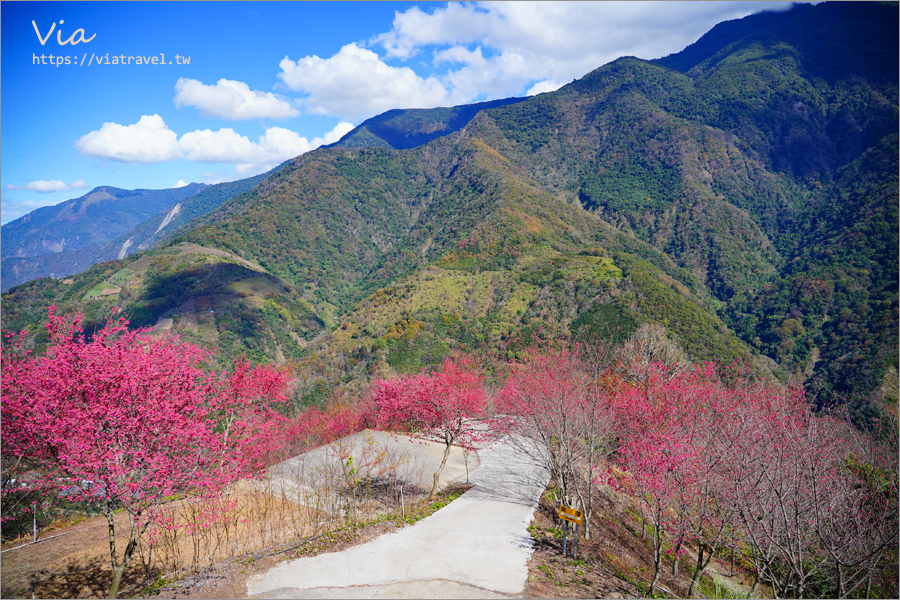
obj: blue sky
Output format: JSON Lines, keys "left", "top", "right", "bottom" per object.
{"left": 1, "top": 1, "right": 796, "bottom": 225}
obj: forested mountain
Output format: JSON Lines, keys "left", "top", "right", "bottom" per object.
{"left": 3, "top": 1, "right": 896, "bottom": 419}
{"left": 0, "top": 175, "right": 273, "bottom": 292}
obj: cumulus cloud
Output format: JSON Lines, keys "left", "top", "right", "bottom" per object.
{"left": 373, "top": 1, "right": 793, "bottom": 103}
{"left": 180, "top": 122, "right": 353, "bottom": 168}
{"left": 321, "top": 120, "right": 355, "bottom": 144}
{"left": 377, "top": 3, "right": 489, "bottom": 59}
{"left": 173, "top": 180, "right": 189, "bottom": 188}
{"left": 526, "top": 80, "right": 564, "bottom": 96}
{"left": 76, "top": 115, "right": 354, "bottom": 176}
{"left": 6, "top": 179, "right": 88, "bottom": 193}
{"left": 174, "top": 78, "right": 299, "bottom": 120}
{"left": 278, "top": 43, "right": 450, "bottom": 120}
{"left": 75, "top": 114, "right": 182, "bottom": 163}
{"left": 180, "top": 128, "right": 260, "bottom": 163}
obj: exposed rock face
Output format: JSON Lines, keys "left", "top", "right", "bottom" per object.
{"left": 117, "top": 238, "right": 134, "bottom": 260}
{"left": 155, "top": 203, "right": 183, "bottom": 233}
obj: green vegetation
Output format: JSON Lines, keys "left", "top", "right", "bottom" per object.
{"left": 2, "top": 244, "right": 322, "bottom": 367}
{"left": 2, "top": 2, "right": 896, "bottom": 420}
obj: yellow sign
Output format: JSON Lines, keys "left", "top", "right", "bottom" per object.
{"left": 558, "top": 505, "right": 583, "bottom": 525}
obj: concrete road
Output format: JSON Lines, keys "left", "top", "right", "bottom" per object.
{"left": 246, "top": 435, "right": 548, "bottom": 599}
{"left": 264, "top": 429, "right": 477, "bottom": 507}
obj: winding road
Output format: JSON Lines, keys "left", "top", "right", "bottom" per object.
{"left": 246, "top": 435, "right": 549, "bottom": 599}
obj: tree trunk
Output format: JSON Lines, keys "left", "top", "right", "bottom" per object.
{"left": 688, "top": 542, "right": 713, "bottom": 597}
{"left": 835, "top": 563, "right": 844, "bottom": 599}
{"left": 105, "top": 502, "right": 146, "bottom": 599}
{"left": 749, "top": 571, "right": 761, "bottom": 598}
{"left": 429, "top": 439, "right": 453, "bottom": 499}
{"left": 671, "top": 537, "right": 685, "bottom": 576}
{"left": 649, "top": 521, "right": 662, "bottom": 597}
{"left": 109, "top": 565, "right": 126, "bottom": 600}
{"left": 687, "top": 554, "right": 701, "bottom": 596}
{"left": 106, "top": 506, "right": 122, "bottom": 599}
{"left": 585, "top": 445, "right": 594, "bottom": 540}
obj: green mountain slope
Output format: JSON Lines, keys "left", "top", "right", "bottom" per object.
{"left": 3, "top": 2, "right": 896, "bottom": 417}
{"left": 2, "top": 243, "right": 323, "bottom": 368}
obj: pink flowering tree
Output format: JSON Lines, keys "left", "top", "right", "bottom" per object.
{"left": 1, "top": 308, "right": 288, "bottom": 598}
{"left": 496, "top": 344, "right": 618, "bottom": 540}
{"left": 717, "top": 382, "right": 898, "bottom": 599}
{"left": 373, "top": 357, "right": 486, "bottom": 498}
{"left": 813, "top": 414, "right": 899, "bottom": 598}
{"left": 612, "top": 364, "right": 700, "bottom": 597}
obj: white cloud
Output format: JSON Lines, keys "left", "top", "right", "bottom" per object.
{"left": 174, "top": 77, "right": 299, "bottom": 120}
{"left": 322, "top": 120, "right": 355, "bottom": 144}
{"left": 173, "top": 180, "right": 189, "bottom": 188}
{"left": 374, "top": 1, "right": 794, "bottom": 104}
{"left": 1, "top": 195, "right": 70, "bottom": 224}
{"left": 180, "top": 128, "right": 260, "bottom": 163}
{"left": 526, "top": 80, "right": 563, "bottom": 96}
{"left": 75, "top": 116, "right": 354, "bottom": 175}
{"left": 434, "top": 45, "right": 487, "bottom": 67}
{"left": 278, "top": 43, "right": 450, "bottom": 120}
{"left": 378, "top": 3, "right": 489, "bottom": 59}
{"left": 180, "top": 122, "right": 354, "bottom": 170}
{"left": 75, "top": 114, "right": 183, "bottom": 163}
{"left": 6, "top": 179, "right": 89, "bottom": 193}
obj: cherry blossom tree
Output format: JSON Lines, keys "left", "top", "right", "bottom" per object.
{"left": 373, "top": 357, "right": 486, "bottom": 498}
{"left": 706, "top": 376, "right": 899, "bottom": 599}
{"left": 807, "top": 412, "right": 899, "bottom": 598}
{"left": 496, "top": 344, "right": 619, "bottom": 540}
{"left": 611, "top": 363, "right": 704, "bottom": 597}
{"left": 1, "top": 308, "right": 288, "bottom": 598}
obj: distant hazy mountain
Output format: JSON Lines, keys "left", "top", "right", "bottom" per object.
{"left": 1, "top": 174, "right": 273, "bottom": 291}
{"left": 330, "top": 97, "right": 527, "bottom": 150}
{"left": 4, "top": 1, "right": 896, "bottom": 418}
{"left": 1, "top": 184, "right": 205, "bottom": 291}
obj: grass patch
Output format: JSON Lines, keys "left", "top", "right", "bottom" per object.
{"left": 394, "top": 483, "right": 472, "bottom": 525}
{"left": 698, "top": 574, "right": 750, "bottom": 599}
{"left": 82, "top": 282, "right": 120, "bottom": 300}
{"left": 108, "top": 268, "right": 136, "bottom": 286}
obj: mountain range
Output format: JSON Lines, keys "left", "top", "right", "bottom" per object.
{"left": 2, "top": 1, "right": 897, "bottom": 420}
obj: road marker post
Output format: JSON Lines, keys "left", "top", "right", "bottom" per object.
{"left": 558, "top": 504, "right": 583, "bottom": 557}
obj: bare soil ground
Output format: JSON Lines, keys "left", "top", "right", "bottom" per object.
{"left": 0, "top": 484, "right": 473, "bottom": 600}
{"left": 2, "top": 510, "right": 150, "bottom": 599}
{"left": 522, "top": 480, "right": 760, "bottom": 599}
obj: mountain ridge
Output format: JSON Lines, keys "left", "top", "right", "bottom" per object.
{"left": 2, "top": 1, "right": 896, "bottom": 418}
{"left": 1, "top": 174, "right": 275, "bottom": 292}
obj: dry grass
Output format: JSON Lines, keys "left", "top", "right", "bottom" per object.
{"left": 524, "top": 478, "right": 761, "bottom": 599}
{"left": 1, "top": 432, "right": 435, "bottom": 599}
